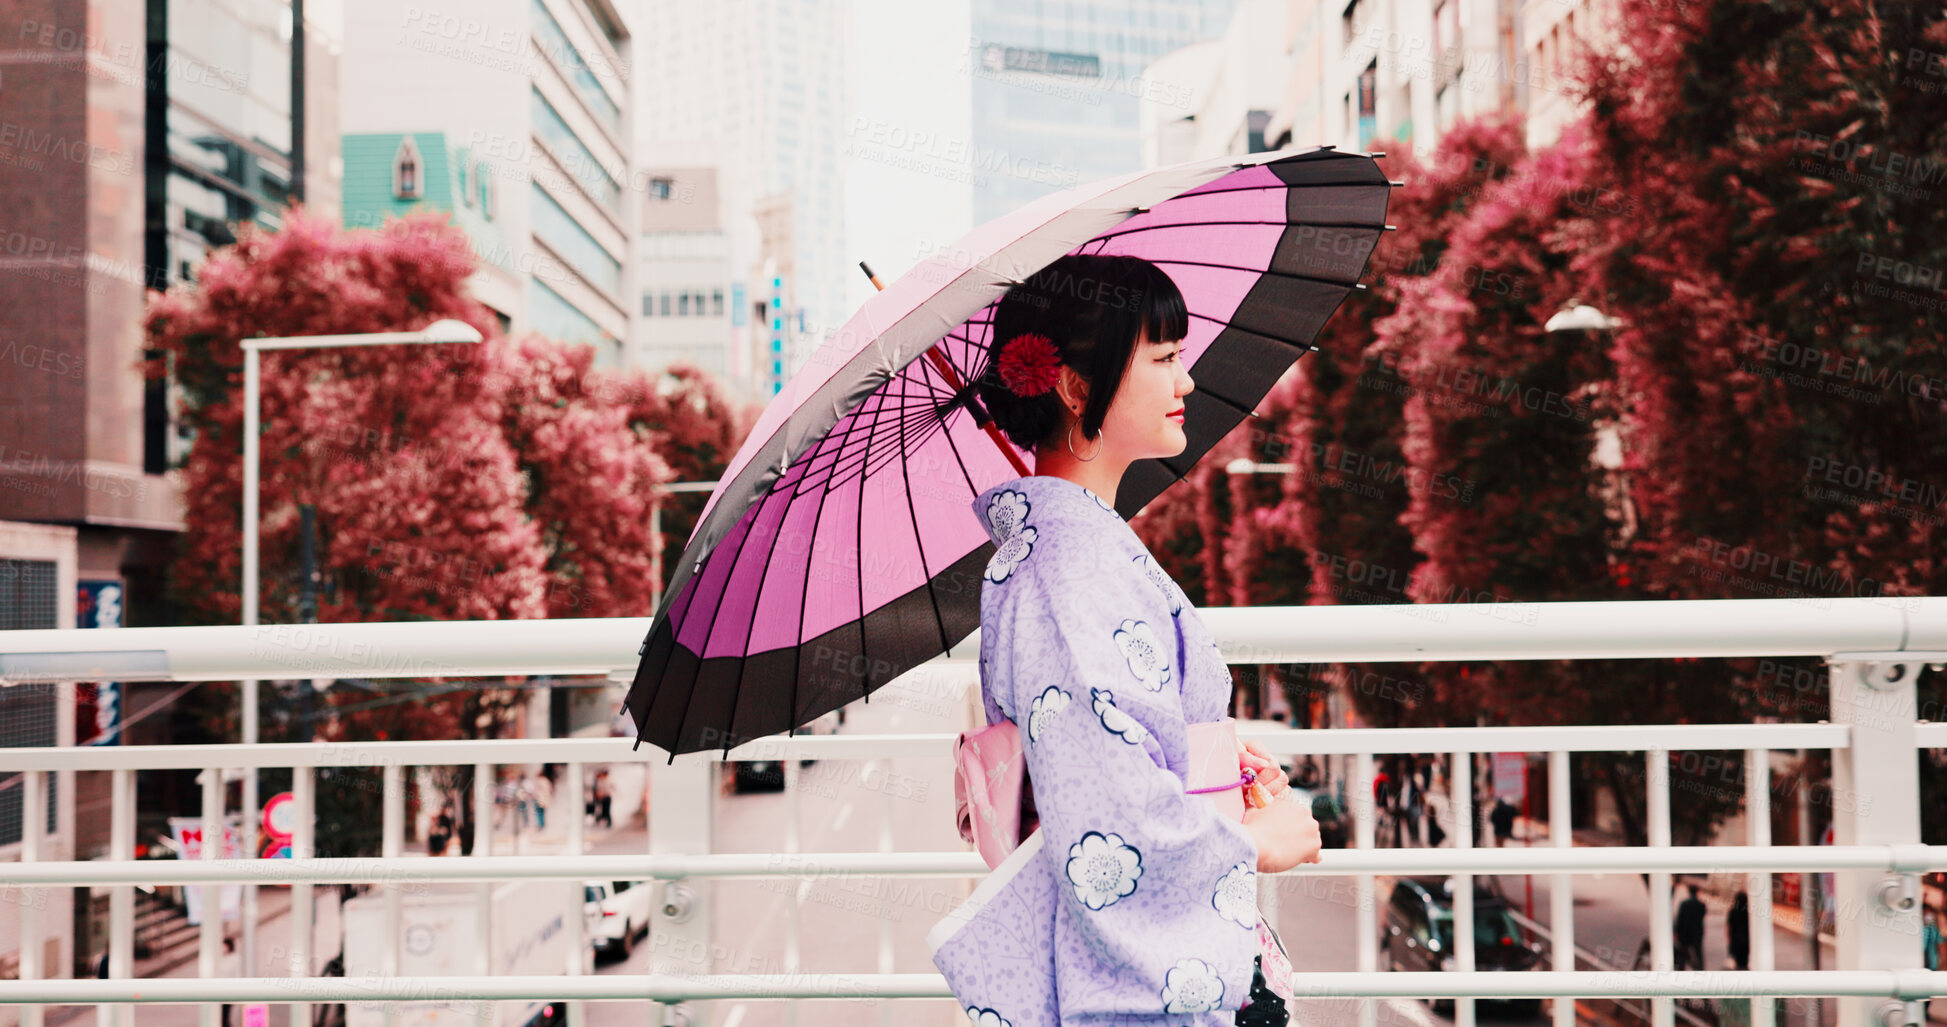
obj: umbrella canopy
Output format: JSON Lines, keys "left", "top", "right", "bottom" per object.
{"left": 626, "top": 145, "right": 1397, "bottom": 757}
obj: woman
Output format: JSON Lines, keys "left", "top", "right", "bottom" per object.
{"left": 927, "top": 255, "right": 1323, "bottom": 1026}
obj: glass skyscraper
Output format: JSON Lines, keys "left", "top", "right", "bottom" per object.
{"left": 968, "top": 0, "right": 1241, "bottom": 223}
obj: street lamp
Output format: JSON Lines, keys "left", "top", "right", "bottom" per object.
{"left": 1543, "top": 298, "right": 1624, "bottom": 334}
{"left": 234, "top": 317, "right": 482, "bottom": 975}
{"left": 1226, "top": 457, "right": 1296, "bottom": 476}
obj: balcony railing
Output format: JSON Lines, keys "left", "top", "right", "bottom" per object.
{"left": 2, "top": 597, "right": 1945, "bottom": 1027}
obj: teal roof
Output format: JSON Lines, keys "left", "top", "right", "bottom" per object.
{"left": 341, "top": 132, "right": 514, "bottom": 273}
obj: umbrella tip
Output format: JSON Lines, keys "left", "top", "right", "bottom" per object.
{"left": 1368, "top": 151, "right": 1387, "bottom": 158}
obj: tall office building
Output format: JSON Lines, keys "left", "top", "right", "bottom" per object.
{"left": 340, "top": 0, "right": 636, "bottom": 369}
{"left": 1263, "top": 0, "right": 1615, "bottom": 160}
{"left": 1140, "top": 0, "right": 1287, "bottom": 166}
{"left": 0, "top": 0, "right": 340, "bottom": 990}
{"left": 967, "top": 0, "right": 1240, "bottom": 223}
{"left": 636, "top": 166, "right": 742, "bottom": 385}
{"left": 636, "top": 0, "right": 851, "bottom": 397}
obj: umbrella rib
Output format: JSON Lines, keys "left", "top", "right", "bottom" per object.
{"left": 894, "top": 354, "right": 954, "bottom": 655}
{"left": 1084, "top": 218, "right": 1384, "bottom": 248}
{"left": 714, "top": 474, "right": 796, "bottom": 754}
{"left": 1165, "top": 178, "right": 1388, "bottom": 202}
{"left": 852, "top": 394, "right": 871, "bottom": 707}
{"left": 914, "top": 349, "right": 994, "bottom": 510}
{"left": 1184, "top": 309, "right": 1322, "bottom": 351}
{"left": 1145, "top": 256, "right": 1366, "bottom": 289}
{"left": 787, "top": 414, "right": 845, "bottom": 735}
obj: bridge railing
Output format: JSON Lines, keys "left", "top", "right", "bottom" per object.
{"left": 1, "top": 596, "right": 1943, "bottom": 1027}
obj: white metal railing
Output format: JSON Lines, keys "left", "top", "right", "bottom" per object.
{"left": 1, "top": 597, "right": 1945, "bottom": 1027}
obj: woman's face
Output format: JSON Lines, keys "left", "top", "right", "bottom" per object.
{"left": 1096, "top": 328, "right": 1194, "bottom": 459}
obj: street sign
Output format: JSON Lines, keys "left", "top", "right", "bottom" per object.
{"left": 1492, "top": 752, "right": 1527, "bottom": 803}
{"left": 262, "top": 792, "right": 296, "bottom": 840}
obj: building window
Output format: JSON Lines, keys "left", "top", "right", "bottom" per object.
{"left": 392, "top": 136, "right": 423, "bottom": 199}
{"left": 529, "top": 182, "right": 620, "bottom": 295}
{"left": 660, "top": 293, "right": 670, "bottom": 316}
{"left": 678, "top": 292, "right": 690, "bottom": 316}
{"left": 531, "top": 87, "right": 623, "bottom": 213}
{"left": 649, "top": 177, "right": 673, "bottom": 200}
{"left": 643, "top": 293, "right": 656, "bottom": 316}
{"left": 528, "top": 0, "right": 623, "bottom": 136}
{"left": 711, "top": 289, "right": 724, "bottom": 316}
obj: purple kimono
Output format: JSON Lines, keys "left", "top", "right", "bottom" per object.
{"left": 927, "top": 475, "right": 1261, "bottom": 1026}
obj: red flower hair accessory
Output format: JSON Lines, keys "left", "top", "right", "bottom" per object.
{"left": 996, "top": 332, "right": 1061, "bottom": 397}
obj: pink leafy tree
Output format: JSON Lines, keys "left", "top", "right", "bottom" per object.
{"left": 140, "top": 210, "right": 740, "bottom": 750}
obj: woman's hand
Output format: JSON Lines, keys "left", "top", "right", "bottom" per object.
{"left": 1242, "top": 790, "right": 1323, "bottom": 874}
{"left": 1238, "top": 741, "right": 1289, "bottom": 807}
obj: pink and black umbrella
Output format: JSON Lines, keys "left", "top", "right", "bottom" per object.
{"left": 625, "top": 145, "right": 1397, "bottom": 757}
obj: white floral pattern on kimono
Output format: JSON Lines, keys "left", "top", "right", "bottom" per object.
{"left": 929, "top": 475, "right": 1260, "bottom": 1027}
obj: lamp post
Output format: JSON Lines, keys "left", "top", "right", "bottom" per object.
{"left": 1226, "top": 458, "right": 1295, "bottom": 476}
{"left": 236, "top": 319, "right": 482, "bottom": 980}
{"left": 648, "top": 480, "right": 720, "bottom": 616}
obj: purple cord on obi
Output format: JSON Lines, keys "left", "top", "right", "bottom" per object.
{"left": 1186, "top": 767, "right": 1257, "bottom": 795}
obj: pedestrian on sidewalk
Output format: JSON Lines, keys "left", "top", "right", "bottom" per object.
{"left": 219, "top": 936, "right": 241, "bottom": 1027}
{"left": 593, "top": 769, "right": 614, "bottom": 828}
{"left": 1489, "top": 797, "right": 1517, "bottom": 848}
{"left": 511, "top": 774, "right": 532, "bottom": 831}
{"left": 1674, "top": 883, "right": 1708, "bottom": 972}
{"left": 1727, "top": 890, "right": 1750, "bottom": 971}
{"left": 1402, "top": 774, "right": 1424, "bottom": 847}
{"left": 429, "top": 802, "right": 455, "bottom": 856}
{"left": 531, "top": 770, "right": 553, "bottom": 830}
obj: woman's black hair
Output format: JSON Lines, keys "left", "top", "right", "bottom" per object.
{"left": 973, "top": 254, "right": 1189, "bottom": 453}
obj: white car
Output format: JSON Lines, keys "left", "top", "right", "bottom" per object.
{"left": 583, "top": 880, "right": 654, "bottom": 960}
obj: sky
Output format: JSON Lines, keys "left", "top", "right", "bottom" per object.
{"left": 843, "top": 0, "right": 978, "bottom": 318}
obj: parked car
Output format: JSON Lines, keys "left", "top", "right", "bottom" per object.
{"left": 583, "top": 880, "right": 655, "bottom": 960}
{"left": 1380, "top": 876, "right": 1545, "bottom": 1017}
{"left": 733, "top": 709, "right": 842, "bottom": 792}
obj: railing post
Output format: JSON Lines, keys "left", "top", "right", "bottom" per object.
{"left": 20, "top": 769, "right": 44, "bottom": 1027}
{"left": 200, "top": 767, "right": 224, "bottom": 1027}
{"left": 1452, "top": 751, "right": 1475, "bottom": 1027}
{"left": 1647, "top": 747, "right": 1673, "bottom": 1027}
{"left": 878, "top": 757, "right": 895, "bottom": 1027}
{"left": 1354, "top": 750, "right": 1376, "bottom": 1027}
{"left": 565, "top": 761, "right": 588, "bottom": 1027}
{"left": 1747, "top": 747, "right": 1776, "bottom": 1027}
{"left": 650, "top": 754, "right": 715, "bottom": 1026}
{"left": 382, "top": 762, "right": 404, "bottom": 1027}
{"left": 1826, "top": 656, "right": 1925, "bottom": 1027}
{"left": 106, "top": 768, "right": 134, "bottom": 1027}
{"left": 474, "top": 762, "right": 494, "bottom": 1027}
{"left": 1548, "top": 749, "right": 1574, "bottom": 1027}
{"left": 291, "top": 765, "right": 315, "bottom": 1027}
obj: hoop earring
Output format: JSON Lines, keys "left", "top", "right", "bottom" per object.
{"left": 1066, "top": 418, "right": 1102, "bottom": 462}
